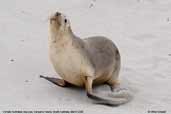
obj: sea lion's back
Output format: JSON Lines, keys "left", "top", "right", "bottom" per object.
{"left": 83, "top": 36, "right": 120, "bottom": 77}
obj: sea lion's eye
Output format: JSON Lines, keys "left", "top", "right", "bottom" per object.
{"left": 64, "top": 19, "right": 67, "bottom": 23}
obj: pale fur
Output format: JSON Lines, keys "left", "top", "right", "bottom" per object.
{"left": 48, "top": 12, "right": 132, "bottom": 106}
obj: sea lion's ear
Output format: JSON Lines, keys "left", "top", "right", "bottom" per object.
{"left": 66, "top": 19, "right": 71, "bottom": 28}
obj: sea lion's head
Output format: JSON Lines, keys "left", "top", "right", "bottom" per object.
{"left": 49, "top": 12, "right": 71, "bottom": 34}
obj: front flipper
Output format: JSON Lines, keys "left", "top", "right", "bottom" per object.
{"left": 40, "top": 75, "right": 71, "bottom": 87}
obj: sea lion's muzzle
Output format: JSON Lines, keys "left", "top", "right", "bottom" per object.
{"left": 55, "top": 12, "right": 61, "bottom": 16}
{"left": 49, "top": 12, "right": 61, "bottom": 24}
{"left": 49, "top": 12, "right": 70, "bottom": 30}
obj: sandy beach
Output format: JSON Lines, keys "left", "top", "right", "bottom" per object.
{"left": 0, "top": 0, "right": 171, "bottom": 113}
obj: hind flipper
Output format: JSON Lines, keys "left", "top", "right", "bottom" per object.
{"left": 40, "top": 75, "right": 71, "bottom": 87}
{"left": 85, "top": 76, "right": 119, "bottom": 106}
{"left": 106, "top": 79, "right": 120, "bottom": 92}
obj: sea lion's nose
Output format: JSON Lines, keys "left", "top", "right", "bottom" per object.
{"left": 55, "top": 12, "right": 61, "bottom": 16}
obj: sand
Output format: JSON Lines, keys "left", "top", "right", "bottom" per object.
{"left": 0, "top": 0, "right": 171, "bottom": 113}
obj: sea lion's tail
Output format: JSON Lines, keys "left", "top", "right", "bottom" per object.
{"left": 87, "top": 88, "right": 133, "bottom": 106}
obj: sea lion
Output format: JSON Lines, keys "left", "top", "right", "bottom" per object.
{"left": 40, "top": 12, "right": 132, "bottom": 106}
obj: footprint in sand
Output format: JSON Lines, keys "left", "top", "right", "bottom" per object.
{"left": 89, "top": 0, "right": 96, "bottom": 8}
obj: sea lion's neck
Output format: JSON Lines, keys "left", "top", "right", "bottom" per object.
{"left": 49, "top": 26, "right": 75, "bottom": 45}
